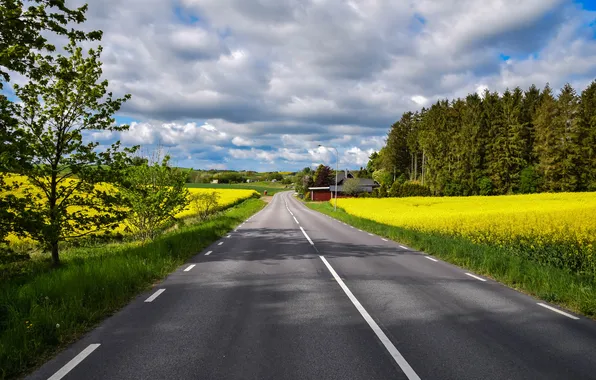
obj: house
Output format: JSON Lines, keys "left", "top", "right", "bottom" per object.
{"left": 211, "top": 179, "right": 219, "bottom": 184}
{"left": 309, "top": 170, "right": 379, "bottom": 201}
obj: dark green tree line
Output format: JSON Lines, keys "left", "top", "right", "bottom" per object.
{"left": 369, "top": 82, "right": 596, "bottom": 195}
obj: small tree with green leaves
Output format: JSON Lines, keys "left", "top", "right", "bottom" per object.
{"left": 189, "top": 191, "right": 220, "bottom": 220}
{"left": 117, "top": 153, "right": 190, "bottom": 241}
{"left": 1, "top": 0, "right": 99, "bottom": 263}
{"left": 372, "top": 169, "right": 392, "bottom": 187}
{"left": 9, "top": 38, "right": 135, "bottom": 266}
{"left": 342, "top": 177, "right": 361, "bottom": 196}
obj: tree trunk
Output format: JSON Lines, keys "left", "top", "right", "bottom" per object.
{"left": 414, "top": 152, "right": 418, "bottom": 181}
{"left": 51, "top": 240, "right": 60, "bottom": 266}
{"left": 422, "top": 151, "right": 425, "bottom": 185}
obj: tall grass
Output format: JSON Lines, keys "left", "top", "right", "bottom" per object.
{"left": 0, "top": 198, "right": 265, "bottom": 380}
{"left": 307, "top": 202, "right": 596, "bottom": 319}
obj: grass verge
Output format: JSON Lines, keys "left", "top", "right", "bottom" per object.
{"left": 0, "top": 198, "right": 265, "bottom": 380}
{"left": 307, "top": 201, "right": 596, "bottom": 319}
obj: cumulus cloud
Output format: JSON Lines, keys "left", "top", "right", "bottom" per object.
{"left": 52, "top": 0, "right": 596, "bottom": 170}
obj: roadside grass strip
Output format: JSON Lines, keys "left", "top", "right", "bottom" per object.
{"left": 0, "top": 198, "right": 265, "bottom": 380}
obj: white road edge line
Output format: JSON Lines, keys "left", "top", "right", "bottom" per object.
{"left": 144, "top": 289, "right": 165, "bottom": 303}
{"left": 48, "top": 344, "right": 101, "bottom": 380}
{"left": 205, "top": 251, "right": 212, "bottom": 256}
{"left": 293, "top": 216, "right": 300, "bottom": 224}
{"left": 184, "top": 264, "right": 196, "bottom": 272}
{"left": 381, "top": 238, "right": 388, "bottom": 242}
{"left": 319, "top": 256, "right": 421, "bottom": 380}
{"left": 537, "top": 303, "right": 579, "bottom": 320}
{"left": 299, "top": 226, "right": 314, "bottom": 245}
{"left": 424, "top": 256, "right": 438, "bottom": 262}
{"left": 368, "top": 233, "right": 374, "bottom": 236}
{"left": 218, "top": 242, "right": 224, "bottom": 246}
{"left": 226, "top": 234, "right": 231, "bottom": 238}
{"left": 465, "top": 273, "right": 487, "bottom": 282}
{"left": 399, "top": 245, "right": 408, "bottom": 250}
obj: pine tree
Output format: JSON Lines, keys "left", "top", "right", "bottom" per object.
{"left": 556, "top": 83, "right": 582, "bottom": 191}
{"left": 503, "top": 87, "right": 527, "bottom": 192}
{"left": 580, "top": 81, "right": 596, "bottom": 190}
{"left": 382, "top": 112, "right": 412, "bottom": 178}
{"left": 521, "top": 84, "right": 542, "bottom": 165}
{"left": 484, "top": 89, "right": 511, "bottom": 194}
{"left": 533, "top": 84, "right": 559, "bottom": 191}
{"left": 460, "top": 93, "right": 487, "bottom": 194}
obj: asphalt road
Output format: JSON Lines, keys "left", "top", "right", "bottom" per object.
{"left": 28, "top": 192, "right": 596, "bottom": 380}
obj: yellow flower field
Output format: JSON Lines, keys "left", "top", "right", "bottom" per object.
{"left": 177, "top": 188, "right": 258, "bottom": 218}
{"left": 3, "top": 175, "right": 257, "bottom": 244}
{"left": 335, "top": 193, "right": 596, "bottom": 274}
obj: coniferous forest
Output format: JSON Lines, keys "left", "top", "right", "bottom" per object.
{"left": 368, "top": 82, "right": 596, "bottom": 196}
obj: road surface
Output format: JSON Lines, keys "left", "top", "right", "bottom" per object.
{"left": 28, "top": 192, "right": 596, "bottom": 380}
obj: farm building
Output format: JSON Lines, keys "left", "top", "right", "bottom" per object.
{"left": 309, "top": 170, "right": 379, "bottom": 201}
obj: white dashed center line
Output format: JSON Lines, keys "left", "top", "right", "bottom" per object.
{"left": 47, "top": 344, "right": 101, "bottom": 380}
{"left": 300, "top": 226, "right": 314, "bottom": 245}
{"left": 537, "top": 303, "right": 579, "bottom": 320}
{"left": 465, "top": 273, "right": 486, "bottom": 282}
{"left": 184, "top": 264, "right": 196, "bottom": 271}
{"left": 145, "top": 289, "right": 165, "bottom": 303}
{"left": 319, "top": 256, "right": 421, "bottom": 380}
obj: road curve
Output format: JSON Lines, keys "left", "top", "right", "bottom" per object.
{"left": 28, "top": 191, "right": 596, "bottom": 380}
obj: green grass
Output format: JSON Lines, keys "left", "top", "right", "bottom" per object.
{"left": 185, "top": 181, "right": 288, "bottom": 195}
{"left": 307, "top": 201, "right": 596, "bottom": 319}
{"left": 0, "top": 198, "right": 265, "bottom": 380}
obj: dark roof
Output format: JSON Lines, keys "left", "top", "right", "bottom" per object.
{"left": 335, "top": 172, "right": 353, "bottom": 184}
{"left": 356, "top": 178, "right": 377, "bottom": 186}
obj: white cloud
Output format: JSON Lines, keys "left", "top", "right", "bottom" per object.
{"left": 52, "top": 0, "right": 596, "bottom": 170}
{"left": 117, "top": 121, "right": 228, "bottom": 146}
{"left": 231, "top": 136, "right": 255, "bottom": 147}
{"left": 411, "top": 95, "right": 428, "bottom": 106}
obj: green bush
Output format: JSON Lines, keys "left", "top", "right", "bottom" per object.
{"left": 388, "top": 181, "right": 432, "bottom": 197}
{"left": 519, "top": 166, "right": 541, "bottom": 194}
{"left": 477, "top": 176, "right": 493, "bottom": 196}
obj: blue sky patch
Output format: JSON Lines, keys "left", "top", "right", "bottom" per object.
{"left": 114, "top": 115, "right": 139, "bottom": 125}
{"left": 173, "top": 4, "right": 200, "bottom": 24}
{"left": 576, "top": 0, "right": 596, "bottom": 10}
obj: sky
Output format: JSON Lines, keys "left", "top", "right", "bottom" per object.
{"left": 9, "top": 0, "right": 596, "bottom": 171}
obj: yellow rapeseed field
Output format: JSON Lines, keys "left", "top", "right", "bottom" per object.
{"left": 3, "top": 175, "right": 257, "bottom": 244}
{"left": 335, "top": 193, "right": 596, "bottom": 273}
{"left": 177, "top": 188, "right": 257, "bottom": 218}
